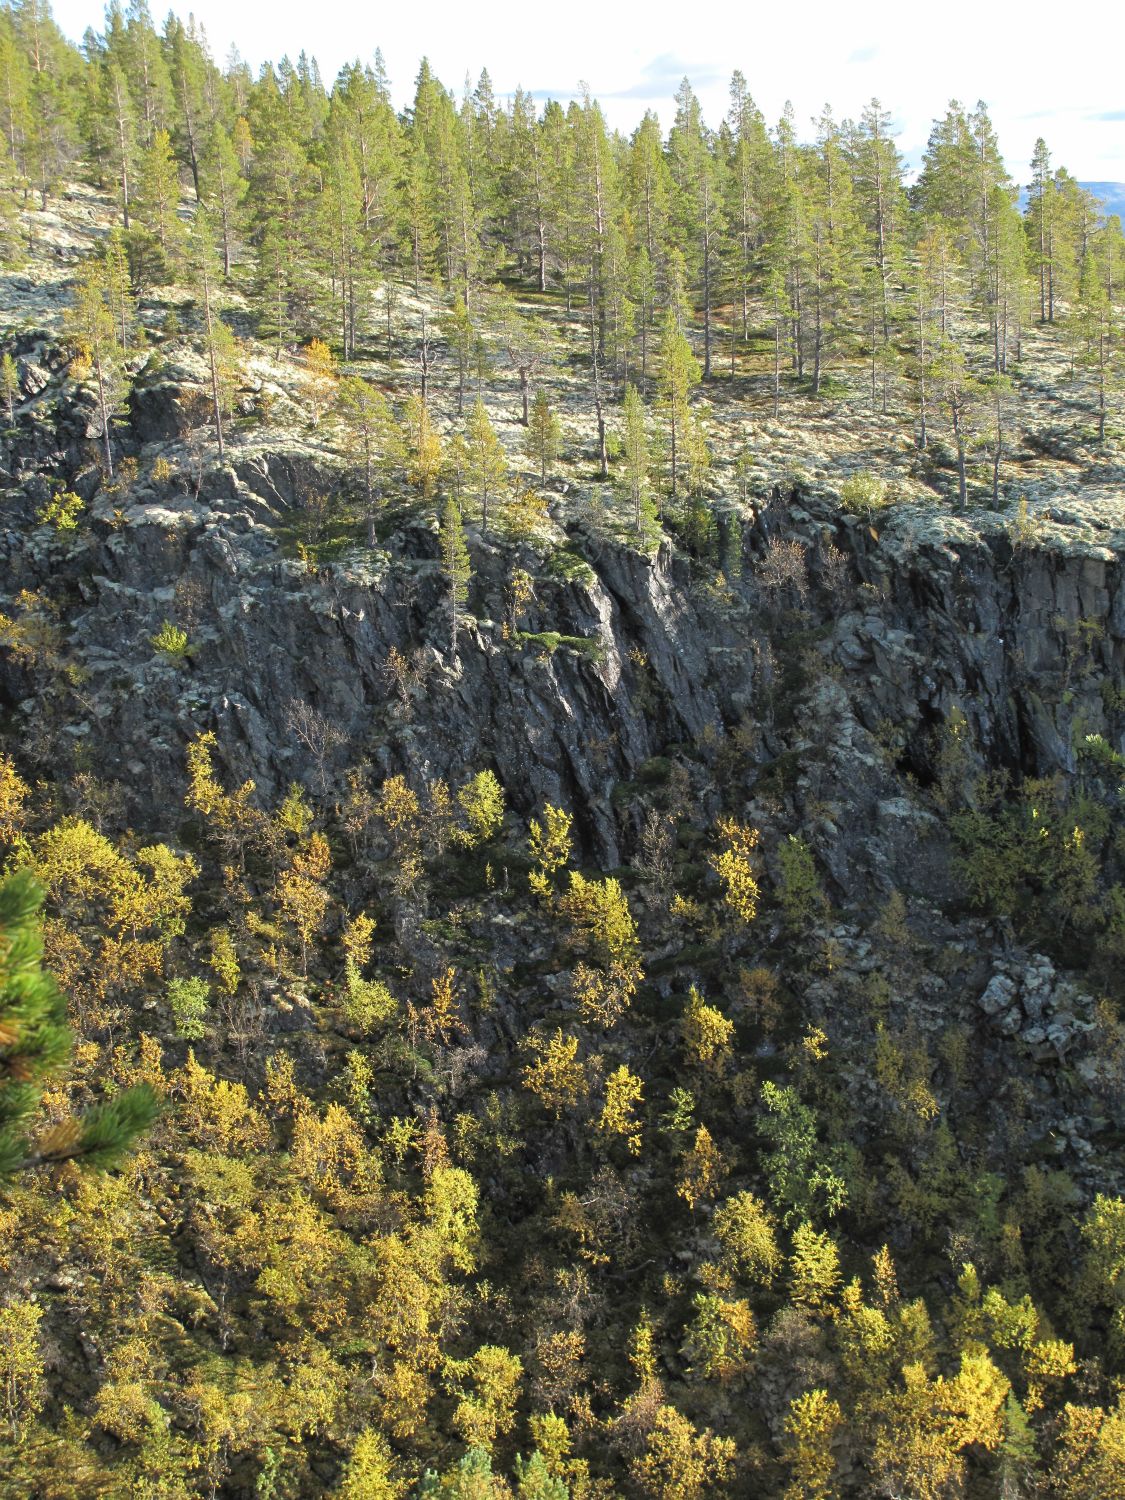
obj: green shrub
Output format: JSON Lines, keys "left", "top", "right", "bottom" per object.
{"left": 777, "top": 834, "right": 828, "bottom": 930}
{"left": 455, "top": 770, "right": 506, "bottom": 848}
{"left": 1008, "top": 496, "right": 1042, "bottom": 549}
{"left": 37, "top": 491, "right": 84, "bottom": 531}
{"left": 951, "top": 778, "right": 1106, "bottom": 933}
{"left": 151, "top": 621, "right": 190, "bottom": 658}
{"left": 167, "top": 976, "right": 210, "bottom": 1040}
{"left": 341, "top": 961, "right": 397, "bottom": 1034}
{"left": 839, "top": 471, "right": 890, "bottom": 516}
{"left": 514, "top": 631, "right": 605, "bottom": 664}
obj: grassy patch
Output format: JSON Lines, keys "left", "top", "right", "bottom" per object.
{"left": 513, "top": 629, "right": 606, "bottom": 665}
{"left": 542, "top": 545, "right": 595, "bottom": 586}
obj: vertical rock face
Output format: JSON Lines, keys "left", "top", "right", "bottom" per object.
{"left": 2, "top": 457, "right": 742, "bottom": 868}
{"left": 2, "top": 337, "right": 1123, "bottom": 898}
{"left": 815, "top": 502, "right": 1122, "bottom": 770}
{"left": 2, "top": 429, "right": 1122, "bottom": 888}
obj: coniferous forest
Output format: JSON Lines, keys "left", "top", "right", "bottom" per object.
{"left": 2, "top": 1, "right": 1125, "bottom": 1495}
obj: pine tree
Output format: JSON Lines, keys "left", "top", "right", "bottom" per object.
{"left": 101, "top": 61, "right": 137, "bottom": 228}
{"left": 121, "top": 0, "right": 174, "bottom": 149}
{"left": 202, "top": 122, "right": 247, "bottom": 278}
{"left": 508, "top": 86, "right": 552, "bottom": 292}
{"left": 626, "top": 109, "right": 672, "bottom": 284}
{"left": 133, "top": 125, "right": 183, "bottom": 277}
{"left": 932, "top": 335, "right": 983, "bottom": 505}
{"left": 335, "top": 375, "right": 400, "bottom": 542}
{"left": 656, "top": 301, "right": 701, "bottom": 500}
{"left": 769, "top": 102, "right": 811, "bottom": 380}
{"left": 322, "top": 135, "right": 371, "bottom": 359}
{"left": 401, "top": 133, "right": 438, "bottom": 294}
{"left": 524, "top": 389, "right": 560, "bottom": 483}
{"left": 851, "top": 99, "right": 907, "bottom": 404}
{"left": 101, "top": 226, "right": 135, "bottom": 350}
{"left": 982, "top": 371, "right": 1016, "bottom": 502}
{"left": 621, "top": 383, "right": 656, "bottom": 542}
{"left": 669, "top": 77, "right": 726, "bottom": 380}
{"left": 0, "top": 24, "right": 32, "bottom": 180}
{"left": 806, "top": 106, "right": 860, "bottom": 393}
{"left": 464, "top": 398, "right": 506, "bottom": 532}
{"left": 907, "top": 229, "right": 942, "bottom": 451}
{"left": 442, "top": 293, "right": 474, "bottom": 414}
{"left": 254, "top": 230, "right": 291, "bottom": 356}
{"left": 764, "top": 260, "right": 792, "bottom": 418}
{"left": 492, "top": 292, "right": 549, "bottom": 425}
{"left": 188, "top": 209, "right": 239, "bottom": 460}
{"left": 164, "top": 12, "right": 209, "bottom": 201}
{"left": 64, "top": 260, "right": 128, "bottom": 478}
{"left": 244, "top": 71, "right": 319, "bottom": 337}
{"left": 0, "top": 868, "right": 160, "bottom": 1177}
{"left": 1075, "top": 249, "right": 1119, "bottom": 443}
{"left": 440, "top": 498, "right": 471, "bottom": 658}
{"left": 574, "top": 86, "right": 620, "bottom": 373}
{"left": 1027, "top": 137, "right": 1056, "bottom": 323}
{"left": 725, "top": 71, "right": 770, "bottom": 345}
{"left": 0, "top": 127, "right": 21, "bottom": 268}
{"left": 542, "top": 98, "right": 577, "bottom": 311}
{"left": 1, "top": 351, "right": 18, "bottom": 423}
{"left": 14, "top": 0, "right": 79, "bottom": 210}
{"left": 914, "top": 100, "right": 977, "bottom": 261}
{"left": 330, "top": 57, "right": 402, "bottom": 281}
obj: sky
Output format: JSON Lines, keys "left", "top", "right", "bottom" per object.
{"left": 50, "top": 0, "right": 1125, "bottom": 184}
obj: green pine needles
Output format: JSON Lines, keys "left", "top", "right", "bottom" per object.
{"left": 441, "top": 499, "right": 472, "bottom": 659}
{"left": 0, "top": 869, "right": 160, "bottom": 1179}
